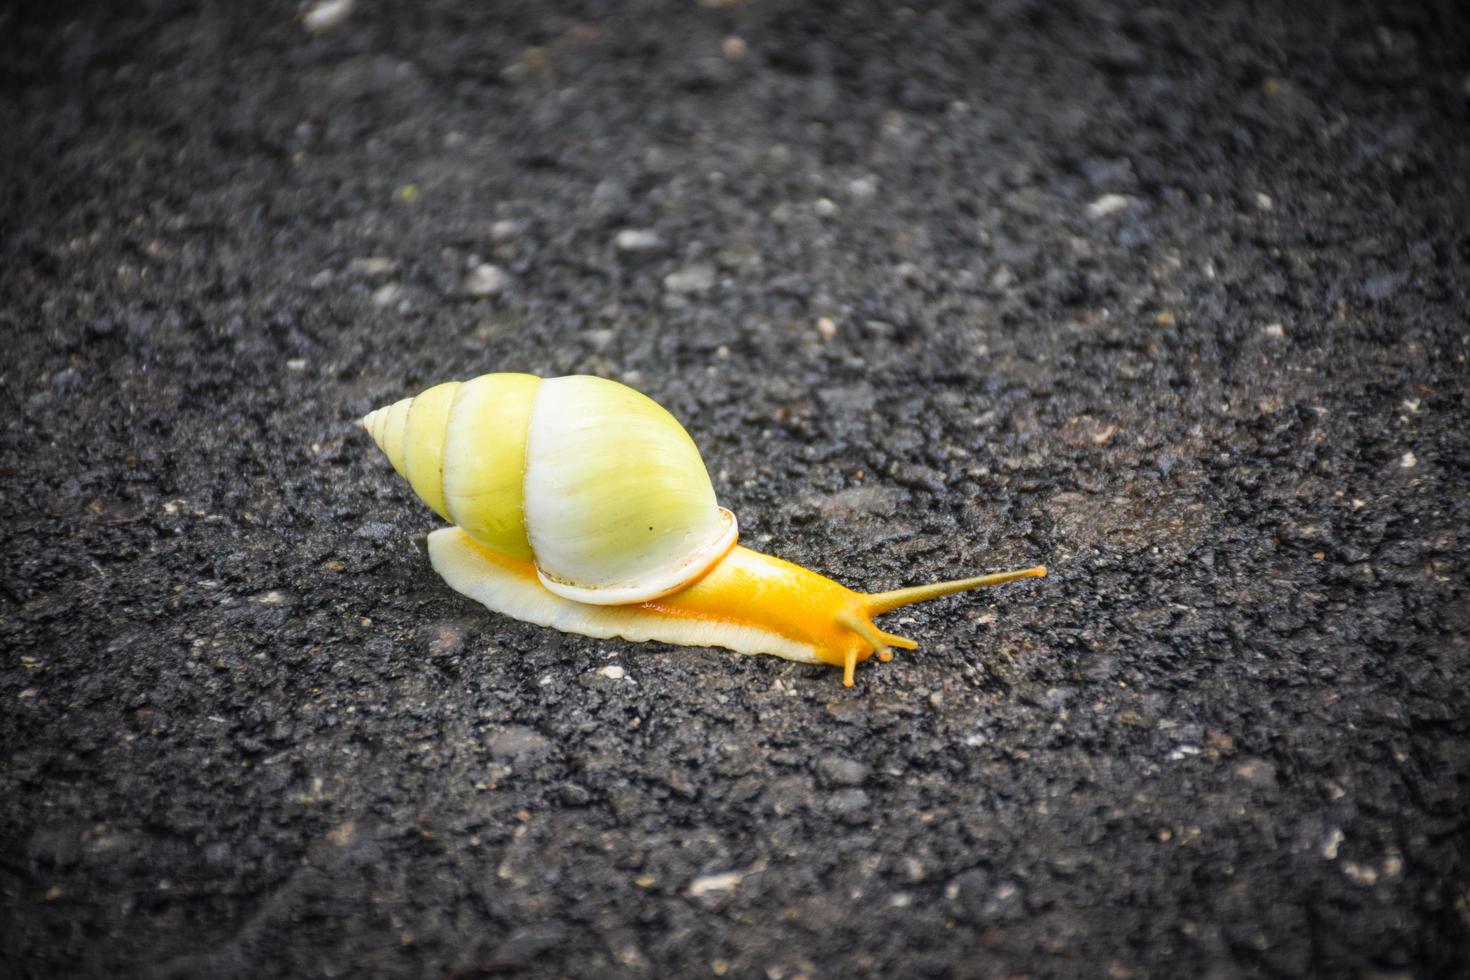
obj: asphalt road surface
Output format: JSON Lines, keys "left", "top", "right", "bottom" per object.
{"left": 3, "top": 1, "right": 1468, "bottom": 977}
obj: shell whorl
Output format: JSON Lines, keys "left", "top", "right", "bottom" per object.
{"left": 363, "top": 373, "right": 738, "bottom": 605}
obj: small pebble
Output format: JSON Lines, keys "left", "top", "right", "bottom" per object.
{"left": 721, "top": 36, "right": 748, "bottom": 61}
{"left": 489, "top": 726, "right": 553, "bottom": 762}
{"left": 465, "top": 263, "right": 510, "bottom": 297}
{"left": 1399, "top": 451, "right": 1417, "bottom": 469}
{"left": 815, "top": 316, "right": 838, "bottom": 340}
{"left": 615, "top": 228, "right": 662, "bottom": 252}
{"left": 285, "top": 358, "right": 307, "bottom": 372}
{"left": 688, "top": 872, "right": 742, "bottom": 897}
{"left": 1255, "top": 192, "right": 1274, "bottom": 211}
{"left": 1362, "top": 272, "right": 1404, "bottom": 302}
{"left": 597, "top": 664, "right": 627, "bottom": 681}
{"left": 663, "top": 264, "right": 715, "bottom": 294}
{"left": 1087, "top": 193, "right": 1132, "bottom": 218}
{"left": 826, "top": 788, "right": 871, "bottom": 823}
{"left": 847, "top": 175, "right": 878, "bottom": 200}
{"left": 490, "top": 220, "right": 522, "bottom": 242}
{"left": 349, "top": 256, "right": 395, "bottom": 277}
{"left": 1262, "top": 322, "right": 1285, "bottom": 338}
{"left": 1232, "top": 758, "right": 1277, "bottom": 788}
{"left": 818, "top": 756, "right": 869, "bottom": 787}
{"left": 371, "top": 283, "right": 402, "bottom": 307}
{"left": 429, "top": 623, "right": 464, "bottom": 657}
{"left": 590, "top": 178, "right": 628, "bottom": 212}
{"left": 302, "top": 0, "right": 354, "bottom": 33}
{"left": 813, "top": 197, "right": 838, "bottom": 217}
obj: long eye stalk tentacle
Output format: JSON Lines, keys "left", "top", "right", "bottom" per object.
{"left": 864, "top": 566, "right": 1047, "bottom": 616}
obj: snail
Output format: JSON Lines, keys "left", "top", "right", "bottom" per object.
{"left": 362, "top": 373, "right": 1045, "bottom": 686}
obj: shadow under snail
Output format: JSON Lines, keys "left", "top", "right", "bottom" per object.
{"left": 362, "top": 373, "right": 1045, "bottom": 686}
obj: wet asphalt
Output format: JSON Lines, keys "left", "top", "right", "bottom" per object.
{"left": 2, "top": 1, "right": 1468, "bottom": 977}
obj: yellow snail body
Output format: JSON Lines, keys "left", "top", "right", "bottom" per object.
{"left": 363, "top": 373, "right": 1045, "bottom": 686}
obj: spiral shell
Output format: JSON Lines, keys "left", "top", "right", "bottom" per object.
{"left": 362, "top": 373, "right": 738, "bottom": 605}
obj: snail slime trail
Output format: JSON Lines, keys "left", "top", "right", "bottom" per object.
{"left": 363, "top": 373, "right": 1046, "bottom": 686}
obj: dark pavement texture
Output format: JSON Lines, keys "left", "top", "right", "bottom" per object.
{"left": 3, "top": 1, "right": 1469, "bottom": 977}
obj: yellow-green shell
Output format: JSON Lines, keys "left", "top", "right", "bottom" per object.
{"left": 363, "top": 373, "right": 737, "bottom": 605}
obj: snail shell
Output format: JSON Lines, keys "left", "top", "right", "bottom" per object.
{"left": 363, "top": 373, "right": 738, "bottom": 605}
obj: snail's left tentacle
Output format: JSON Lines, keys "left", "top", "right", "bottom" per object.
{"left": 863, "top": 566, "right": 1047, "bottom": 616}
